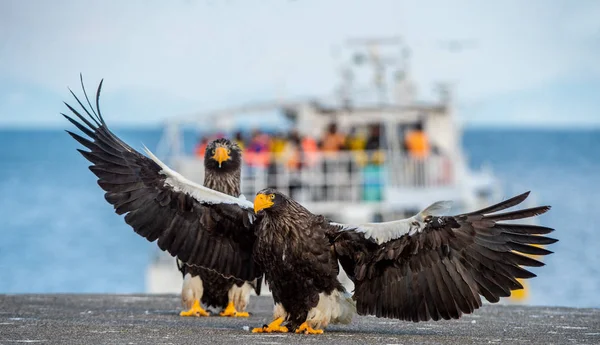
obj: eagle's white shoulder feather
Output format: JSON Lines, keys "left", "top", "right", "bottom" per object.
{"left": 333, "top": 200, "right": 453, "bottom": 244}
{"left": 143, "top": 146, "right": 254, "bottom": 209}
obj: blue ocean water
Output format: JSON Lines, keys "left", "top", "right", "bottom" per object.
{"left": 0, "top": 128, "right": 598, "bottom": 308}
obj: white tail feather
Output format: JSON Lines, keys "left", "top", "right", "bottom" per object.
{"left": 307, "top": 290, "right": 356, "bottom": 329}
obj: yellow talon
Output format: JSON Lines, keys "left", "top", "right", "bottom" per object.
{"left": 251, "top": 317, "right": 289, "bottom": 333}
{"left": 219, "top": 301, "right": 249, "bottom": 317}
{"left": 219, "top": 301, "right": 236, "bottom": 317}
{"left": 179, "top": 300, "right": 210, "bottom": 317}
{"left": 295, "top": 321, "right": 323, "bottom": 335}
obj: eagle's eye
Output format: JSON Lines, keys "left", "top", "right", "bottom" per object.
{"left": 211, "top": 149, "right": 215, "bottom": 155}
{"left": 269, "top": 194, "right": 275, "bottom": 200}
{"left": 227, "top": 149, "right": 231, "bottom": 154}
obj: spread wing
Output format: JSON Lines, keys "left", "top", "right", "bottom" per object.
{"left": 330, "top": 192, "right": 556, "bottom": 322}
{"left": 62, "top": 75, "right": 261, "bottom": 281}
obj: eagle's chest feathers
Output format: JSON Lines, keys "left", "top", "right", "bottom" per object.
{"left": 203, "top": 171, "right": 240, "bottom": 196}
{"left": 256, "top": 215, "right": 310, "bottom": 268}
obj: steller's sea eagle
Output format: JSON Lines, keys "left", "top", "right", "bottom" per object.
{"left": 177, "top": 138, "right": 261, "bottom": 318}
{"left": 62, "top": 77, "right": 557, "bottom": 334}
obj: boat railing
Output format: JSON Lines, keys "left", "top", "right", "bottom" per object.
{"left": 172, "top": 150, "right": 456, "bottom": 206}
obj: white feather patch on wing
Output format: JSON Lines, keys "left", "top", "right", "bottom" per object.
{"left": 143, "top": 146, "right": 254, "bottom": 209}
{"left": 333, "top": 200, "right": 453, "bottom": 245}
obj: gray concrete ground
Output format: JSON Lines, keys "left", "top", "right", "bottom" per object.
{"left": 0, "top": 294, "right": 599, "bottom": 345}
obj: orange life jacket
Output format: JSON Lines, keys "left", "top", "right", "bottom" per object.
{"left": 195, "top": 143, "right": 207, "bottom": 157}
{"left": 405, "top": 131, "right": 430, "bottom": 158}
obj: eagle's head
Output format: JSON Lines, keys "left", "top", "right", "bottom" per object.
{"left": 253, "top": 188, "right": 292, "bottom": 215}
{"left": 204, "top": 138, "right": 242, "bottom": 173}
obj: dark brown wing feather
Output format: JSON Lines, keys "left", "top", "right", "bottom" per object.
{"left": 63, "top": 75, "right": 261, "bottom": 281}
{"left": 331, "top": 191, "right": 556, "bottom": 322}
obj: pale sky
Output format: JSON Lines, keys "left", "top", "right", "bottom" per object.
{"left": 1, "top": 0, "right": 599, "bottom": 128}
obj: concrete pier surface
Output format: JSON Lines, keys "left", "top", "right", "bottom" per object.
{"left": 0, "top": 294, "right": 599, "bottom": 345}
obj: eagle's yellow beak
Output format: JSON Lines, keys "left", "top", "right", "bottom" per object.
{"left": 254, "top": 193, "right": 274, "bottom": 214}
{"left": 212, "top": 147, "right": 230, "bottom": 168}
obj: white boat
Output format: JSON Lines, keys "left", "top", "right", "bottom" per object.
{"left": 146, "top": 38, "right": 537, "bottom": 302}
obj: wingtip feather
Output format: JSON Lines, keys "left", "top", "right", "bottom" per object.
{"left": 466, "top": 191, "right": 533, "bottom": 216}
{"left": 96, "top": 78, "right": 105, "bottom": 124}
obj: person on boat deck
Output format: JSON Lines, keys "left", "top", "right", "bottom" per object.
{"left": 346, "top": 127, "right": 368, "bottom": 167}
{"left": 245, "top": 129, "right": 270, "bottom": 168}
{"left": 321, "top": 123, "right": 347, "bottom": 154}
{"left": 365, "top": 124, "right": 385, "bottom": 164}
{"left": 266, "top": 131, "right": 291, "bottom": 190}
{"left": 233, "top": 131, "right": 246, "bottom": 150}
{"left": 404, "top": 121, "right": 430, "bottom": 186}
{"left": 282, "top": 130, "right": 304, "bottom": 200}
{"left": 404, "top": 121, "right": 430, "bottom": 159}
{"left": 346, "top": 127, "right": 366, "bottom": 151}
{"left": 283, "top": 130, "right": 302, "bottom": 170}
{"left": 300, "top": 134, "right": 318, "bottom": 167}
{"left": 362, "top": 124, "right": 386, "bottom": 202}
{"left": 318, "top": 123, "right": 347, "bottom": 200}
{"left": 194, "top": 136, "right": 209, "bottom": 157}
{"left": 269, "top": 132, "right": 288, "bottom": 162}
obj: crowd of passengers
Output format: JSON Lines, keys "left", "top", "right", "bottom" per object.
{"left": 194, "top": 122, "right": 434, "bottom": 170}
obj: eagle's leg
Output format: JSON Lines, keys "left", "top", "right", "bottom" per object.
{"left": 295, "top": 322, "right": 324, "bottom": 335}
{"left": 251, "top": 317, "right": 289, "bottom": 333}
{"left": 219, "top": 301, "right": 249, "bottom": 317}
{"left": 179, "top": 300, "right": 210, "bottom": 317}
{"left": 221, "top": 283, "right": 251, "bottom": 317}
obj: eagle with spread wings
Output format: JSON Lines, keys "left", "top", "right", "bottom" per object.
{"left": 63, "top": 77, "right": 557, "bottom": 334}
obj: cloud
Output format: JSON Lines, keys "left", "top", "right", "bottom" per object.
{"left": 0, "top": 0, "right": 599, "bottom": 126}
